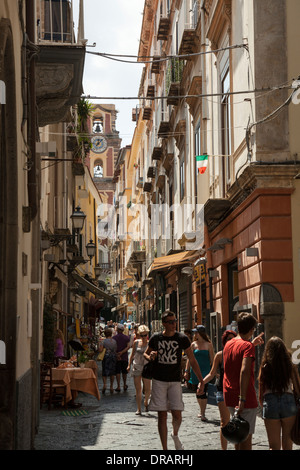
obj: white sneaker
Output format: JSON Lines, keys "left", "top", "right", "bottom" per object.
{"left": 171, "top": 433, "right": 184, "bottom": 450}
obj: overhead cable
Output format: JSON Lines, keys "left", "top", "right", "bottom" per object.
{"left": 82, "top": 84, "right": 292, "bottom": 101}
{"left": 86, "top": 43, "right": 248, "bottom": 64}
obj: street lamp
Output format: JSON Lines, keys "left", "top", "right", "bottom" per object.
{"left": 70, "top": 206, "right": 86, "bottom": 237}
{"left": 86, "top": 239, "right": 96, "bottom": 264}
{"left": 94, "top": 264, "right": 102, "bottom": 278}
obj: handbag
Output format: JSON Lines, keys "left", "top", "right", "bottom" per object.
{"left": 97, "top": 348, "right": 106, "bottom": 361}
{"left": 142, "top": 360, "right": 155, "bottom": 379}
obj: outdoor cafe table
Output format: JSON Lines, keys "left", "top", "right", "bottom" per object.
{"left": 52, "top": 366, "right": 101, "bottom": 404}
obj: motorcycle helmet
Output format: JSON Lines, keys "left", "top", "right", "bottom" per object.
{"left": 221, "top": 411, "right": 250, "bottom": 444}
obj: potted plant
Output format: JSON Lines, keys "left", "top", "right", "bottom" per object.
{"left": 78, "top": 352, "right": 89, "bottom": 368}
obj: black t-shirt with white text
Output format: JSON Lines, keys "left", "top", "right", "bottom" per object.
{"left": 149, "top": 332, "right": 191, "bottom": 382}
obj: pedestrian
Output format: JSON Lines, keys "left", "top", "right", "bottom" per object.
{"left": 54, "top": 329, "right": 65, "bottom": 359}
{"left": 113, "top": 323, "right": 131, "bottom": 392}
{"left": 202, "top": 330, "right": 237, "bottom": 449}
{"left": 258, "top": 336, "right": 300, "bottom": 450}
{"left": 223, "top": 312, "right": 263, "bottom": 450}
{"left": 99, "top": 327, "right": 117, "bottom": 394}
{"left": 127, "top": 324, "right": 151, "bottom": 415}
{"left": 144, "top": 310, "right": 204, "bottom": 450}
{"left": 184, "top": 325, "right": 214, "bottom": 422}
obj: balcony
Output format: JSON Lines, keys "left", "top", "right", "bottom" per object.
{"left": 132, "top": 106, "right": 140, "bottom": 122}
{"left": 166, "top": 58, "right": 184, "bottom": 106}
{"left": 36, "top": 0, "right": 85, "bottom": 127}
{"left": 125, "top": 240, "right": 146, "bottom": 268}
{"left": 158, "top": 118, "right": 171, "bottom": 138}
{"left": 146, "top": 78, "right": 155, "bottom": 98}
{"left": 151, "top": 56, "right": 161, "bottom": 75}
{"left": 157, "top": 5, "right": 171, "bottom": 41}
{"left": 143, "top": 181, "right": 152, "bottom": 193}
{"left": 142, "top": 100, "right": 152, "bottom": 120}
{"left": 152, "top": 146, "right": 163, "bottom": 161}
{"left": 147, "top": 166, "right": 156, "bottom": 179}
{"left": 178, "top": 0, "right": 199, "bottom": 55}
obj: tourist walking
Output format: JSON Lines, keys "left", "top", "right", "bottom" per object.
{"left": 113, "top": 323, "right": 131, "bottom": 392}
{"left": 99, "top": 327, "right": 117, "bottom": 394}
{"left": 202, "top": 329, "right": 237, "bottom": 449}
{"left": 184, "top": 325, "right": 214, "bottom": 422}
{"left": 144, "top": 310, "right": 204, "bottom": 451}
{"left": 223, "top": 312, "right": 263, "bottom": 450}
{"left": 127, "top": 324, "right": 151, "bottom": 415}
{"left": 258, "top": 336, "right": 300, "bottom": 450}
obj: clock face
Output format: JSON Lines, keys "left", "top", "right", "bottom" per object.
{"left": 91, "top": 136, "right": 107, "bottom": 153}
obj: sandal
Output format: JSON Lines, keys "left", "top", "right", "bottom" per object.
{"left": 135, "top": 411, "right": 142, "bottom": 415}
{"left": 124, "top": 385, "right": 128, "bottom": 391}
{"left": 198, "top": 414, "right": 208, "bottom": 422}
{"left": 102, "top": 388, "right": 106, "bottom": 394}
{"left": 115, "top": 388, "right": 121, "bottom": 392}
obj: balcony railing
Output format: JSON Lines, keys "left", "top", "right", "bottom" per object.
{"left": 37, "top": 0, "right": 83, "bottom": 45}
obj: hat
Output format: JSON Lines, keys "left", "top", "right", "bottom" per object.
{"left": 191, "top": 325, "right": 205, "bottom": 333}
{"left": 117, "top": 323, "right": 124, "bottom": 331}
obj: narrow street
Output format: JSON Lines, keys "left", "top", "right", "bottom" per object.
{"left": 34, "top": 361, "right": 290, "bottom": 453}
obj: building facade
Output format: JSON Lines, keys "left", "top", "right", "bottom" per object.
{"left": 110, "top": 0, "right": 300, "bottom": 359}
{"left": 0, "top": 0, "right": 89, "bottom": 450}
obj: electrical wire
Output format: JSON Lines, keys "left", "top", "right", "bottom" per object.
{"left": 82, "top": 84, "right": 292, "bottom": 102}
{"left": 87, "top": 43, "right": 248, "bottom": 65}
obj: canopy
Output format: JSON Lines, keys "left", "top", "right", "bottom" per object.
{"left": 72, "top": 272, "right": 116, "bottom": 304}
{"left": 147, "top": 250, "right": 200, "bottom": 276}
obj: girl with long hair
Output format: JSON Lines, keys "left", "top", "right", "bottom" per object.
{"left": 258, "top": 336, "right": 300, "bottom": 450}
{"left": 184, "top": 325, "right": 214, "bottom": 421}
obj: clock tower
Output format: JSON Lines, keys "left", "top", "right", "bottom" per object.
{"left": 88, "top": 103, "right": 121, "bottom": 200}
{"left": 87, "top": 104, "right": 121, "bottom": 280}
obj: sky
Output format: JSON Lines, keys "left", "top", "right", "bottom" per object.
{"left": 77, "top": 0, "right": 145, "bottom": 147}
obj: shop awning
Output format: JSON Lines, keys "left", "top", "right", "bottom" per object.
{"left": 147, "top": 250, "right": 200, "bottom": 276}
{"left": 72, "top": 272, "right": 116, "bottom": 304}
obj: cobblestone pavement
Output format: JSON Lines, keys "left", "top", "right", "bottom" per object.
{"left": 34, "top": 365, "right": 300, "bottom": 453}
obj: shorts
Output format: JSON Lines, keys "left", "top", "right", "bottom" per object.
{"left": 116, "top": 360, "right": 128, "bottom": 375}
{"left": 149, "top": 379, "right": 184, "bottom": 412}
{"left": 262, "top": 393, "right": 298, "bottom": 420}
{"left": 228, "top": 406, "right": 257, "bottom": 435}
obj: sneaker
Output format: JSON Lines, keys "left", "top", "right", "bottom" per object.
{"left": 171, "top": 433, "right": 184, "bottom": 450}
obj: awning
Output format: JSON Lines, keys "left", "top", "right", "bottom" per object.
{"left": 147, "top": 250, "right": 200, "bottom": 276}
{"left": 72, "top": 272, "right": 116, "bottom": 304}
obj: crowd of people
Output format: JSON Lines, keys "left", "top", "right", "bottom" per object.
{"left": 96, "top": 312, "right": 300, "bottom": 451}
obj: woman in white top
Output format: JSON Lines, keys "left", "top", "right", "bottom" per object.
{"left": 258, "top": 336, "right": 300, "bottom": 450}
{"left": 127, "top": 325, "right": 151, "bottom": 415}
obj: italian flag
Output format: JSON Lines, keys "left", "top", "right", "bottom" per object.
{"left": 196, "top": 154, "right": 208, "bottom": 174}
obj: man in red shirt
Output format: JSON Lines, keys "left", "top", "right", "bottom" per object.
{"left": 223, "top": 312, "right": 263, "bottom": 450}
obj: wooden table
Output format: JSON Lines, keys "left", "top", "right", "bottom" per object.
{"left": 52, "top": 367, "right": 100, "bottom": 404}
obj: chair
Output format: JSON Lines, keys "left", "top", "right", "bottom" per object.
{"left": 40, "top": 362, "right": 68, "bottom": 409}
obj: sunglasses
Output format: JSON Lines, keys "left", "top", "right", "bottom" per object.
{"left": 139, "top": 334, "right": 148, "bottom": 337}
{"left": 164, "top": 320, "right": 177, "bottom": 324}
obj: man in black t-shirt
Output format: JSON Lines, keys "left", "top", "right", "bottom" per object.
{"left": 144, "top": 310, "right": 204, "bottom": 450}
